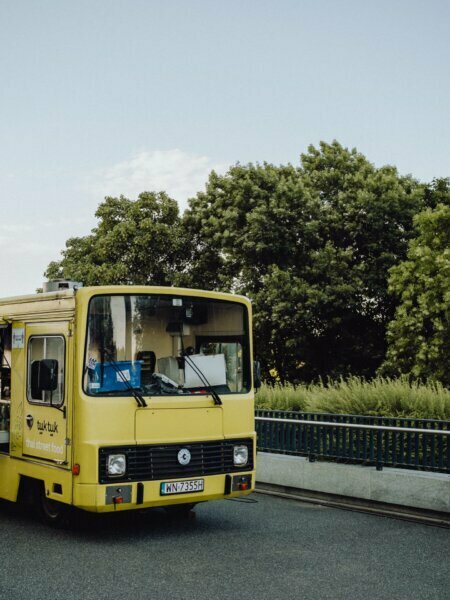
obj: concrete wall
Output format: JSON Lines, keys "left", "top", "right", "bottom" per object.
{"left": 257, "top": 452, "right": 450, "bottom": 513}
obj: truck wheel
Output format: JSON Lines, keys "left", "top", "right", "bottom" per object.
{"left": 37, "top": 486, "right": 70, "bottom": 527}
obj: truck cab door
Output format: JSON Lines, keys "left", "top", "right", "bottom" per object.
{"left": 22, "top": 322, "right": 72, "bottom": 466}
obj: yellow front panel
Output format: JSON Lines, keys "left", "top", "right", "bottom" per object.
{"left": 135, "top": 406, "right": 224, "bottom": 443}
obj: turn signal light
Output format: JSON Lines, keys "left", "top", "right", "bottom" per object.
{"left": 72, "top": 464, "right": 80, "bottom": 476}
{"left": 113, "top": 496, "right": 124, "bottom": 505}
{"left": 238, "top": 483, "right": 249, "bottom": 491}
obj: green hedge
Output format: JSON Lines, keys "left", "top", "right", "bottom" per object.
{"left": 254, "top": 377, "right": 450, "bottom": 420}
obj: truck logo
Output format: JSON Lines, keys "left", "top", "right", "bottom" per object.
{"left": 177, "top": 448, "right": 191, "bottom": 466}
{"left": 36, "top": 420, "right": 59, "bottom": 435}
{"left": 26, "top": 414, "right": 34, "bottom": 429}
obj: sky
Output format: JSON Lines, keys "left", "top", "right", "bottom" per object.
{"left": 0, "top": 0, "right": 449, "bottom": 297}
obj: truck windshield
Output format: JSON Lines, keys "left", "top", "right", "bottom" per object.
{"left": 84, "top": 294, "right": 250, "bottom": 397}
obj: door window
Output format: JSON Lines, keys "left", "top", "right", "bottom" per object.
{"left": 27, "top": 336, "right": 65, "bottom": 406}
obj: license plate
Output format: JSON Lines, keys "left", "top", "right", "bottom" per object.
{"left": 160, "top": 479, "right": 204, "bottom": 496}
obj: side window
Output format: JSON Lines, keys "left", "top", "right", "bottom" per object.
{"left": 27, "top": 336, "right": 65, "bottom": 406}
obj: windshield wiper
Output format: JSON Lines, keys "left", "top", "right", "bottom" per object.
{"left": 101, "top": 348, "right": 147, "bottom": 408}
{"left": 179, "top": 335, "right": 222, "bottom": 406}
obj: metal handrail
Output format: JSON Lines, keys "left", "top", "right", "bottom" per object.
{"left": 255, "top": 416, "right": 450, "bottom": 436}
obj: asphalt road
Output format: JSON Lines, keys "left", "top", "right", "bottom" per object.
{"left": 0, "top": 494, "right": 448, "bottom": 600}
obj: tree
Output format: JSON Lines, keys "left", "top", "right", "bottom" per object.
{"left": 46, "top": 192, "right": 185, "bottom": 286}
{"left": 381, "top": 180, "right": 450, "bottom": 385}
{"left": 177, "top": 162, "right": 309, "bottom": 292}
{"left": 46, "top": 142, "right": 433, "bottom": 383}
{"left": 181, "top": 141, "right": 425, "bottom": 381}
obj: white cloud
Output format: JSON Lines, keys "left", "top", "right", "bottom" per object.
{"left": 85, "top": 149, "right": 227, "bottom": 211}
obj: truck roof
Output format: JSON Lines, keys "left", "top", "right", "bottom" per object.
{"left": 0, "top": 285, "right": 251, "bottom": 324}
{"left": 0, "top": 289, "right": 76, "bottom": 324}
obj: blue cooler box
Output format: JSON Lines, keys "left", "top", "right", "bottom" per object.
{"left": 92, "top": 360, "right": 142, "bottom": 393}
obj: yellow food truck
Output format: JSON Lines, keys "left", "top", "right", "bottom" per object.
{"left": 0, "top": 282, "right": 256, "bottom": 525}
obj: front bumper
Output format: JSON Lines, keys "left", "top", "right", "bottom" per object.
{"left": 73, "top": 471, "right": 255, "bottom": 513}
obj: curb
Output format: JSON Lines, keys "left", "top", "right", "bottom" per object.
{"left": 255, "top": 483, "right": 450, "bottom": 528}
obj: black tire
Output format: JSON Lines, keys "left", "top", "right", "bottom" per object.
{"left": 36, "top": 485, "right": 71, "bottom": 527}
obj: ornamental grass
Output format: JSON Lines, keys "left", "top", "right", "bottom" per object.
{"left": 255, "top": 376, "right": 450, "bottom": 420}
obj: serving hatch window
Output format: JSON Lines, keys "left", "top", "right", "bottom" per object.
{"left": 84, "top": 295, "right": 250, "bottom": 397}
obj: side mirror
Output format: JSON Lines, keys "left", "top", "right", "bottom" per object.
{"left": 253, "top": 360, "right": 262, "bottom": 391}
{"left": 31, "top": 359, "right": 59, "bottom": 398}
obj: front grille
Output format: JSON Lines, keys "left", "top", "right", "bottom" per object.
{"left": 99, "top": 438, "right": 254, "bottom": 484}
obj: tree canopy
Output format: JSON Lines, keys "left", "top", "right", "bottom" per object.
{"left": 46, "top": 192, "right": 185, "bottom": 286}
{"left": 181, "top": 141, "right": 424, "bottom": 381}
{"left": 381, "top": 179, "right": 450, "bottom": 385}
{"left": 47, "top": 142, "right": 446, "bottom": 384}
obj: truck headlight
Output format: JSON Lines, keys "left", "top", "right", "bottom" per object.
{"left": 107, "top": 454, "right": 126, "bottom": 477}
{"left": 233, "top": 445, "right": 249, "bottom": 466}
